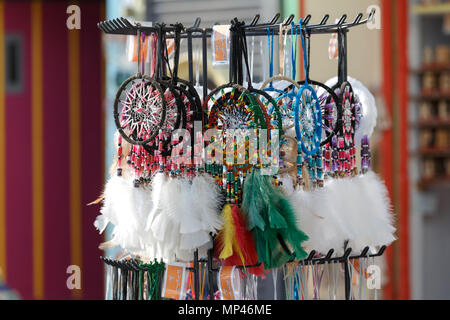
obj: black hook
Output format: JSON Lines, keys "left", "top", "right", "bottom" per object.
{"left": 376, "top": 245, "right": 386, "bottom": 257}
{"left": 193, "top": 17, "right": 201, "bottom": 28}
{"left": 337, "top": 14, "right": 347, "bottom": 26}
{"left": 103, "top": 21, "right": 114, "bottom": 33}
{"left": 283, "top": 14, "right": 295, "bottom": 26}
{"left": 303, "top": 14, "right": 312, "bottom": 25}
{"left": 342, "top": 247, "right": 352, "bottom": 261}
{"left": 113, "top": 18, "right": 126, "bottom": 30}
{"left": 359, "top": 246, "right": 370, "bottom": 258}
{"left": 320, "top": 14, "right": 330, "bottom": 25}
{"left": 122, "top": 17, "right": 134, "bottom": 29}
{"left": 324, "top": 249, "right": 334, "bottom": 261}
{"left": 306, "top": 250, "right": 316, "bottom": 262}
{"left": 270, "top": 13, "right": 281, "bottom": 25}
{"left": 250, "top": 14, "right": 260, "bottom": 26}
{"left": 353, "top": 13, "right": 363, "bottom": 25}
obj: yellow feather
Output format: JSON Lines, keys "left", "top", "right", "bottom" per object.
{"left": 218, "top": 204, "right": 235, "bottom": 259}
{"left": 218, "top": 204, "right": 246, "bottom": 265}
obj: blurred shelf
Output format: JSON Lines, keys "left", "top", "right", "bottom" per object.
{"left": 416, "top": 148, "right": 450, "bottom": 157}
{"left": 410, "top": 64, "right": 450, "bottom": 74}
{"left": 418, "top": 176, "right": 450, "bottom": 189}
{"left": 411, "top": 91, "right": 450, "bottom": 100}
{"left": 415, "top": 119, "right": 450, "bottom": 127}
{"left": 412, "top": 3, "right": 450, "bottom": 15}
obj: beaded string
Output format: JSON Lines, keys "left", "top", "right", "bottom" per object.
{"left": 361, "top": 134, "right": 371, "bottom": 174}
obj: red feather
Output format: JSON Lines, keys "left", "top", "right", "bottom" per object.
{"left": 213, "top": 204, "right": 267, "bottom": 277}
{"left": 231, "top": 205, "right": 267, "bottom": 277}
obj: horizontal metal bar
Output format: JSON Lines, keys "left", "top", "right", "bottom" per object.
{"left": 98, "top": 9, "right": 375, "bottom": 37}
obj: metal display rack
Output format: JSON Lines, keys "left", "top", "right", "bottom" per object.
{"left": 98, "top": 9, "right": 386, "bottom": 301}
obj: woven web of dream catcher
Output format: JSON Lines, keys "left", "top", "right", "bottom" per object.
{"left": 298, "top": 89, "right": 321, "bottom": 153}
{"left": 119, "top": 79, "right": 164, "bottom": 143}
{"left": 207, "top": 88, "right": 266, "bottom": 130}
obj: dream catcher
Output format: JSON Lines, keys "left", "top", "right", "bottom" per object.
{"left": 206, "top": 83, "right": 267, "bottom": 273}
{"left": 293, "top": 19, "right": 323, "bottom": 188}
{"left": 320, "top": 75, "right": 377, "bottom": 172}
{"left": 324, "top": 28, "right": 359, "bottom": 178}
{"left": 113, "top": 29, "right": 167, "bottom": 183}
{"left": 296, "top": 27, "right": 342, "bottom": 177}
{"left": 319, "top": 75, "right": 395, "bottom": 253}
{"left": 288, "top": 19, "right": 351, "bottom": 255}
{"left": 207, "top": 20, "right": 283, "bottom": 274}
{"left": 94, "top": 28, "right": 165, "bottom": 254}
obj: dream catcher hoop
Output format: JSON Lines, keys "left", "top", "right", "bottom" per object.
{"left": 114, "top": 51, "right": 167, "bottom": 146}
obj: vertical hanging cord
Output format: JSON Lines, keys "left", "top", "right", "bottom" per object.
{"left": 155, "top": 25, "right": 162, "bottom": 80}
{"left": 307, "top": 31, "right": 311, "bottom": 80}
{"left": 137, "top": 28, "right": 142, "bottom": 76}
{"left": 171, "top": 23, "right": 182, "bottom": 82}
{"left": 283, "top": 26, "right": 289, "bottom": 77}
{"left": 260, "top": 38, "right": 266, "bottom": 81}
{"left": 299, "top": 19, "right": 308, "bottom": 85}
{"left": 290, "top": 21, "right": 297, "bottom": 81}
{"left": 279, "top": 24, "right": 283, "bottom": 76}
{"left": 237, "top": 21, "right": 252, "bottom": 88}
{"left": 266, "top": 28, "right": 274, "bottom": 84}
{"left": 250, "top": 36, "right": 255, "bottom": 83}
{"left": 141, "top": 33, "right": 146, "bottom": 75}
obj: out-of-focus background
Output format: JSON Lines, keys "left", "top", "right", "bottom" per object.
{"left": 0, "top": 0, "right": 449, "bottom": 300}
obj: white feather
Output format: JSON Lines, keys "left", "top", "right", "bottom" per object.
{"left": 173, "top": 178, "right": 203, "bottom": 234}
{"left": 190, "top": 174, "right": 223, "bottom": 233}
{"left": 145, "top": 172, "right": 167, "bottom": 231}
{"left": 319, "top": 173, "right": 396, "bottom": 254}
{"left": 353, "top": 171, "right": 396, "bottom": 247}
{"left": 179, "top": 231, "right": 212, "bottom": 250}
{"left": 290, "top": 182, "right": 353, "bottom": 255}
{"left": 94, "top": 214, "right": 109, "bottom": 234}
{"left": 99, "top": 174, "right": 143, "bottom": 252}
{"left": 278, "top": 173, "right": 295, "bottom": 196}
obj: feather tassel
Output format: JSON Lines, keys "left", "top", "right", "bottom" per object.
{"left": 242, "top": 169, "right": 309, "bottom": 269}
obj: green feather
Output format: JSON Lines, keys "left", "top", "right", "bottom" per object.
{"left": 241, "top": 169, "right": 309, "bottom": 268}
{"left": 267, "top": 203, "right": 288, "bottom": 229}
{"left": 276, "top": 198, "right": 309, "bottom": 260}
{"left": 242, "top": 170, "right": 266, "bottom": 231}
